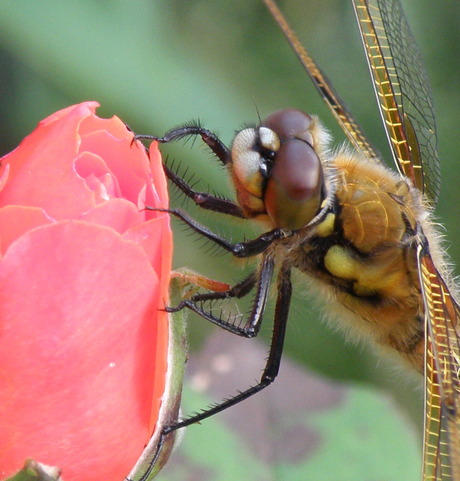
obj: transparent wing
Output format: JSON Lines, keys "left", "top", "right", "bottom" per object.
{"left": 352, "top": 0, "right": 440, "bottom": 204}
{"left": 418, "top": 248, "right": 460, "bottom": 481}
{"left": 263, "top": 0, "right": 380, "bottom": 162}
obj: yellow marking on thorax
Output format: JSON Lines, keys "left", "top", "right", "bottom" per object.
{"left": 323, "top": 245, "right": 356, "bottom": 279}
{"left": 315, "top": 212, "right": 335, "bottom": 237}
{"left": 323, "top": 244, "right": 412, "bottom": 298}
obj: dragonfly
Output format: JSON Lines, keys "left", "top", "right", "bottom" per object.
{"left": 136, "top": 1, "right": 460, "bottom": 479}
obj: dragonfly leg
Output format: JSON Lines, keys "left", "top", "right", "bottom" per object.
{"left": 147, "top": 206, "right": 286, "bottom": 258}
{"left": 136, "top": 124, "right": 230, "bottom": 165}
{"left": 130, "top": 263, "right": 292, "bottom": 481}
{"left": 163, "top": 162, "right": 245, "bottom": 218}
{"left": 170, "top": 257, "right": 273, "bottom": 336}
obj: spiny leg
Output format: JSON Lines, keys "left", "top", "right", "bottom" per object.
{"left": 138, "top": 125, "right": 246, "bottom": 217}
{"left": 147, "top": 206, "right": 287, "bottom": 258}
{"left": 131, "top": 262, "right": 292, "bottom": 481}
{"left": 170, "top": 257, "right": 273, "bottom": 337}
{"left": 167, "top": 261, "right": 290, "bottom": 427}
{"left": 136, "top": 124, "right": 230, "bottom": 165}
{"left": 167, "top": 272, "right": 256, "bottom": 333}
{"left": 176, "top": 271, "right": 256, "bottom": 304}
{"left": 163, "top": 163, "right": 245, "bottom": 218}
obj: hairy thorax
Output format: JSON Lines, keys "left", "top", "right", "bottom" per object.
{"left": 280, "top": 152, "right": 427, "bottom": 370}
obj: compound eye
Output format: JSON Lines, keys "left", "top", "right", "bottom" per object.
{"left": 264, "top": 138, "right": 323, "bottom": 230}
{"left": 262, "top": 109, "right": 314, "bottom": 145}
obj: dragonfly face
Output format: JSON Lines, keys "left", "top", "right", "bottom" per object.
{"left": 135, "top": 1, "right": 460, "bottom": 480}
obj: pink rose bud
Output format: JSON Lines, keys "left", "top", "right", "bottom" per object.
{"left": 0, "top": 102, "right": 177, "bottom": 481}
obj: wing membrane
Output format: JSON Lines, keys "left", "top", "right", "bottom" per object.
{"left": 418, "top": 247, "right": 460, "bottom": 480}
{"left": 352, "top": 0, "right": 440, "bottom": 203}
{"left": 263, "top": 1, "right": 456, "bottom": 478}
{"left": 262, "top": 0, "right": 380, "bottom": 162}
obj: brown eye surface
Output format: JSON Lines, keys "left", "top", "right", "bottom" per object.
{"left": 264, "top": 137, "right": 323, "bottom": 230}
{"left": 262, "top": 109, "right": 314, "bottom": 145}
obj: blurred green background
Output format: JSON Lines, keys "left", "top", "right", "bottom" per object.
{"left": 1, "top": 1, "right": 459, "bottom": 479}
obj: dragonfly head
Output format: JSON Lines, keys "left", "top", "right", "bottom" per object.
{"left": 230, "top": 109, "right": 325, "bottom": 230}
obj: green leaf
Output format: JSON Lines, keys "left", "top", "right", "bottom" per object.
{"left": 5, "top": 459, "right": 61, "bottom": 481}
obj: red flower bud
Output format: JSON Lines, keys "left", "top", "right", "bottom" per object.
{"left": 0, "top": 102, "right": 174, "bottom": 481}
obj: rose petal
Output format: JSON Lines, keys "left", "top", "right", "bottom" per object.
{"left": 0, "top": 104, "right": 100, "bottom": 220}
{"left": 75, "top": 151, "right": 122, "bottom": 202}
{"left": 124, "top": 214, "right": 172, "bottom": 296}
{"left": 80, "top": 120, "right": 156, "bottom": 208}
{"left": 80, "top": 198, "right": 145, "bottom": 233}
{"left": 0, "top": 220, "right": 168, "bottom": 481}
{"left": 148, "top": 142, "right": 169, "bottom": 209}
{"left": 0, "top": 205, "right": 54, "bottom": 257}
